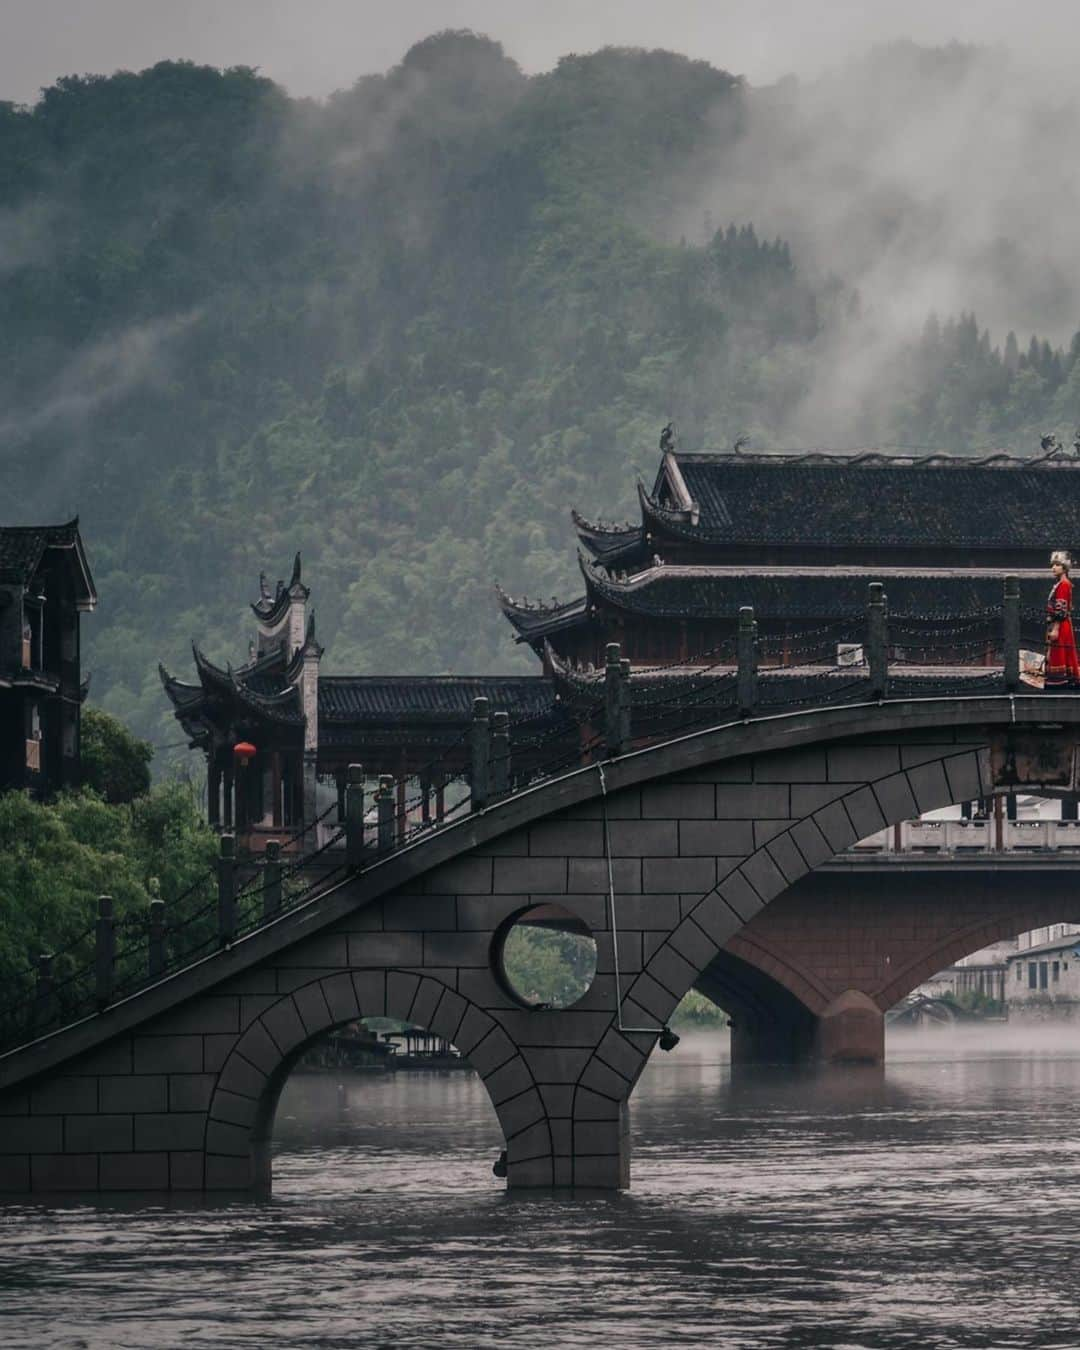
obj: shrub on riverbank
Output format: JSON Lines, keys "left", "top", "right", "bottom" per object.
{"left": 671, "top": 989, "right": 728, "bottom": 1028}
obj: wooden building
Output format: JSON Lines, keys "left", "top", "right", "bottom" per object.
{"left": 164, "top": 443, "right": 1080, "bottom": 846}
{"left": 0, "top": 520, "right": 96, "bottom": 796}
{"left": 160, "top": 556, "right": 571, "bottom": 851}
{"left": 499, "top": 448, "right": 1076, "bottom": 671}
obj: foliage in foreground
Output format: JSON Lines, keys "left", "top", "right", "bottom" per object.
{"left": 0, "top": 785, "right": 217, "bottom": 1018}
{"left": 80, "top": 706, "right": 153, "bottom": 803}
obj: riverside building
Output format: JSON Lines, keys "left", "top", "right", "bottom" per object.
{"left": 162, "top": 443, "right": 1080, "bottom": 849}
{"left": 0, "top": 520, "right": 96, "bottom": 796}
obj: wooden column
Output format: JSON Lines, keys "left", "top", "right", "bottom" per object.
{"left": 222, "top": 758, "right": 234, "bottom": 831}
{"left": 421, "top": 776, "right": 431, "bottom": 825}
{"left": 208, "top": 754, "right": 221, "bottom": 828}
{"left": 434, "top": 771, "right": 445, "bottom": 823}
{"left": 272, "top": 751, "right": 283, "bottom": 829}
{"left": 737, "top": 607, "right": 757, "bottom": 717}
{"left": 396, "top": 771, "right": 407, "bottom": 845}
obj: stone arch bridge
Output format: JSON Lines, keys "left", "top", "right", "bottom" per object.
{"left": 3, "top": 693, "right": 1080, "bottom": 1195}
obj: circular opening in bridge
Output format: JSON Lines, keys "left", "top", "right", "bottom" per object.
{"left": 496, "top": 904, "right": 598, "bottom": 1010}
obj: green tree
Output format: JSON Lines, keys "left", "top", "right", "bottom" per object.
{"left": 0, "top": 784, "right": 217, "bottom": 1030}
{"left": 501, "top": 924, "right": 597, "bottom": 1008}
{"left": 80, "top": 706, "right": 153, "bottom": 803}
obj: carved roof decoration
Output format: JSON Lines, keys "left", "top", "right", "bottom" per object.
{"left": 495, "top": 582, "right": 588, "bottom": 640}
{"left": 185, "top": 643, "right": 303, "bottom": 724}
{"left": 251, "top": 552, "right": 308, "bottom": 625}
{"left": 570, "top": 509, "right": 643, "bottom": 565}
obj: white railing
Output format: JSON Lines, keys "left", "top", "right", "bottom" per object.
{"left": 845, "top": 818, "right": 1080, "bottom": 855}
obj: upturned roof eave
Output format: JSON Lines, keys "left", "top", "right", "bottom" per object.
{"left": 570, "top": 508, "right": 643, "bottom": 560}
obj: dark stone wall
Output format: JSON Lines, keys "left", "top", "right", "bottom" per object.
{"left": 0, "top": 718, "right": 1000, "bottom": 1193}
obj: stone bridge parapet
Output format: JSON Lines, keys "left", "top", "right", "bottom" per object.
{"left": 4, "top": 695, "right": 1080, "bottom": 1195}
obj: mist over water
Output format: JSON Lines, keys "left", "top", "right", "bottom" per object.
{"left": 5, "top": 1027, "right": 1080, "bottom": 1347}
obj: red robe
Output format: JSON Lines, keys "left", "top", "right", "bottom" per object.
{"left": 1046, "top": 574, "right": 1080, "bottom": 686}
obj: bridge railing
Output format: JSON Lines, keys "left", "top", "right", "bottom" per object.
{"left": 0, "top": 802, "right": 348, "bottom": 1055}
{"left": 0, "top": 576, "right": 1058, "bottom": 1058}
{"left": 849, "top": 818, "right": 1080, "bottom": 855}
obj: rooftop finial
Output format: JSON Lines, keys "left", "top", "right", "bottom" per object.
{"left": 659, "top": 422, "right": 675, "bottom": 454}
{"left": 733, "top": 434, "right": 749, "bottom": 455}
{"left": 289, "top": 552, "right": 302, "bottom": 588}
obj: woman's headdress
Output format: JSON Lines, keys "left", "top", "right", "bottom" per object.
{"left": 1051, "top": 550, "right": 1073, "bottom": 570}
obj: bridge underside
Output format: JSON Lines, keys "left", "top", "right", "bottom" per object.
{"left": 3, "top": 702, "right": 1080, "bottom": 1195}
{"left": 712, "top": 867, "right": 1080, "bottom": 1066}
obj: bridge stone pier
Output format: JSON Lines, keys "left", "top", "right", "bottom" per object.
{"left": 3, "top": 697, "right": 1080, "bottom": 1194}
{"left": 706, "top": 865, "right": 1080, "bottom": 1066}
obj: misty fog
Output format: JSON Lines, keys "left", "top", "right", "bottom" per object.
{"left": 5, "top": 22, "right": 1080, "bottom": 742}
{"left": 659, "top": 40, "right": 1080, "bottom": 441}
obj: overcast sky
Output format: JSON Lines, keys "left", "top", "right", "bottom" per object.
{"left": 0, "top": 0, "right": 1075, "bottom": 104}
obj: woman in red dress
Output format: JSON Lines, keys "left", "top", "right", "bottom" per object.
{"left": 1045, "top": 551, "right": 1080, "bottom": 687}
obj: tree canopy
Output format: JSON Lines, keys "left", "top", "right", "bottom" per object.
{"left": 0, "top": 39, "right": 1075, "bottom": 772}
{"left": 80, "top": 706, "right": 153, "bottom": 803}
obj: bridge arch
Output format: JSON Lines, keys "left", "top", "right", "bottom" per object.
{"left": 6, "top": 695, "right": 1080, "bottom": 1194}
{"left": 693, "top": 949, "right": 817, "bottom": 1064}
{"left": 590, "top": 738, "right": 989, "bottom": 1080}
{"left": 205, "top": 971, "right": 543, "bottom": 1193}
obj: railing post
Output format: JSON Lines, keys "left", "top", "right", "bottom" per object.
{"left": 605, "top": 642, "right": 627, "bottom": 757}
{"left": 867, "top": 583, "right": 888, "bottom": 699}
{"left": 1004, "top": 574, "right": 1020, "bottom": 691}
{"left": 95, "top": 894, "right": 115, "bottom": 1010}
{"left": 737, "top": 606, "right": 757, "bottom": 717}
{"left": 263, "top": 840, "right": 283, "bottom": 920}
{"left": 148, "top": 883, "right": 165, "bottom": 978}
{"left": 217, "top": 832, "right": 236, "bottom": 948}
{"left": 33, "top": 952, "right": 54, "bottom": 1032}
{"left": 620, "top": 657, "right": 632, "bottom": 750}
{"left": 345, "top": 763, "right": 365, "bottom": 867}
{"left": 377, "top": 775, "right": 395, "bottom": 851}
{"left": 471, "top": 697, "right": 490, "bottom": 811}
{"left": 491, "top": 711, "right": 511, "bottom": 800}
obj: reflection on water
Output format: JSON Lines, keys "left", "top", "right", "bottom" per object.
{"left": 4, "top": 1027, "right": 1080, "bottom": 1347}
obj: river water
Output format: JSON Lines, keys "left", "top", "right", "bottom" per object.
{"left": 3, "top": 1027, "right": 1080, "bottom": 1348}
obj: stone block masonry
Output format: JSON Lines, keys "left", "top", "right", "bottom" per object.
{"left": 0, "top": 703, "right": 1045, "bottom": 1195}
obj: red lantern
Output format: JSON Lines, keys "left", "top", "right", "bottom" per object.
{"left": 233, "top": 740, "right": 257, "bottom": 768}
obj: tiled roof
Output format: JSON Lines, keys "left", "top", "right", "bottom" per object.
{"left": 319, "top": 675, "right": 556, "bottom": 721}
{"left": 497, "top": 584, "right": 589, "bottom": 639}
{"left": 1006, "top": 933, "right": 1080, "bottom": 960}
{"left": 584, "top": 562, "right": 1052, "bottom": 621}
{"left": 0, "top": 520, "right": 96, "bottom": 604}
{"left": 648, "top": 451, "right": 1080, "bottom": 549}
{"left": 571, "top": 510, "right": 644, "bottom": 565}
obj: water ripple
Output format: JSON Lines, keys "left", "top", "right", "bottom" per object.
{"left": 4, "top": 1032, "right": 1080, "bottom": 1347}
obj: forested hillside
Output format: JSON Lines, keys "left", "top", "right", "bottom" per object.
{"left": 2, "top": 32, "right": 1079, "bottom": 762}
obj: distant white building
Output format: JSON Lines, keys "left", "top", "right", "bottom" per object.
{"left": 1004, "top": 936, "right": 1080, "bottom": 1019}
